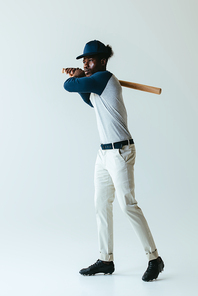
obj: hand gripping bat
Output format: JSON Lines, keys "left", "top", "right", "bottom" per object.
{"left": 62, "top": 68, "right": 162, "bottom": 95}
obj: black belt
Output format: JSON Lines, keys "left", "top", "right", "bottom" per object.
{"left": 101, "top": 139, "right": 134, "bottom": 150}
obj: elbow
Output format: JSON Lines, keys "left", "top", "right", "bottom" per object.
{"left": 64, "top": 80, "right": 72, "bottom": 92}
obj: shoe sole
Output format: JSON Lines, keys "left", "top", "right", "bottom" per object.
{"left": 81, "top": 272, "right": 114, "bottom": 276}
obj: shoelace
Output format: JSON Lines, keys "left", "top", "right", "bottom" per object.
{"left": 146, "top": 260, "right": 158, "bottom": 272}
{"left": 88, "top": 260, "right": 102, "bottom": 268}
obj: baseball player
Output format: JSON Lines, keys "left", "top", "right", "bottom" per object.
{"left": 63, "top": 40, "right": 164, "bottom": 281}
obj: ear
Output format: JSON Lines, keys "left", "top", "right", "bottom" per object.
{"left": 101, "top": 58, "right": 107, "bottom": 67}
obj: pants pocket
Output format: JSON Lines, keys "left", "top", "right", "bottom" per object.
{"left": 118, "top": 144, "right": 136, "bottom": 163}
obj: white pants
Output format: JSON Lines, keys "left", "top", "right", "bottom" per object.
{"left": 94, "top": 144, "right": 158, "bottom": 262}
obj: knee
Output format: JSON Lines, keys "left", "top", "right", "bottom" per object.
{"left": 118, "top": 191, "right": 137, "bottom": 212}
{"left": 120, "top": 201, "right": 138, "bottom": 214}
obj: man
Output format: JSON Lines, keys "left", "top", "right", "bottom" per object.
{"left": 63, "top": 40, "right": 164, "bottom": 281}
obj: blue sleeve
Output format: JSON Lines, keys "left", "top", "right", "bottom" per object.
{"left": 79, "top": 93, "right": 93, "bottom": 107}
{"left": 63, "top": 71, "right": 112, "bottom": 107}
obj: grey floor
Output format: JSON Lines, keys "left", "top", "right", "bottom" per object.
{"left": 1, "top": 228, "right": 197, "bottom": 296}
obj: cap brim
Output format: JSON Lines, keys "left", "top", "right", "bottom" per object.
{"left": 76, "top": 51, "right": 102, "bottom": 60}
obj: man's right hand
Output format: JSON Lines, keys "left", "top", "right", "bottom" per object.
{"left": 63, "top": 68, "right": 85, "bottom": 78}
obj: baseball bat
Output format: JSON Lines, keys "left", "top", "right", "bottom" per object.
{"left": 62, "top": 68, "right": 162, "bottom": 95}
{"left": 119, "top": 80, "right": 161, "bottom": 95}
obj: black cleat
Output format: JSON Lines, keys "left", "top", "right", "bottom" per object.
{"left": 142, "top": 256, "right": 164, "bottom": 282}
{"left": 79, "top": 259, "right": 115, "bottom": 276}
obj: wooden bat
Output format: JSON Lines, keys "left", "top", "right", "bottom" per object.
{"left": 119, "top": 80, "right": 162, "bottom": 95}
{"left": 62, "top": 68, "right": 162, "bottom": 95}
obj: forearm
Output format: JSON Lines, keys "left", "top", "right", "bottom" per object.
{"left": 63, "top": 75, "right": 98, "bottom": 94}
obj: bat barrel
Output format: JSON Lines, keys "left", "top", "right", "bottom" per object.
{"left": 119, "top": 80, "right": 162, "bottom": 95}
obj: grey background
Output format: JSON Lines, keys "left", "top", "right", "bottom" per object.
{"left": 0, "top": 0, "right": 197, "bottom": 295}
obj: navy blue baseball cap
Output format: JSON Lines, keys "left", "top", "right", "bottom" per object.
{"left": 76, "top": 40, "right": 108, "bottom": 59}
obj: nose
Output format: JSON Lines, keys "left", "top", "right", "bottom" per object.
{"left": 83, "top": 59, "right": 88, "bottom": 69}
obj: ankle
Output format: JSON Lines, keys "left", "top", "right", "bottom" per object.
{"left": 102, "top": 260, "right": 112, "bottom": 265}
